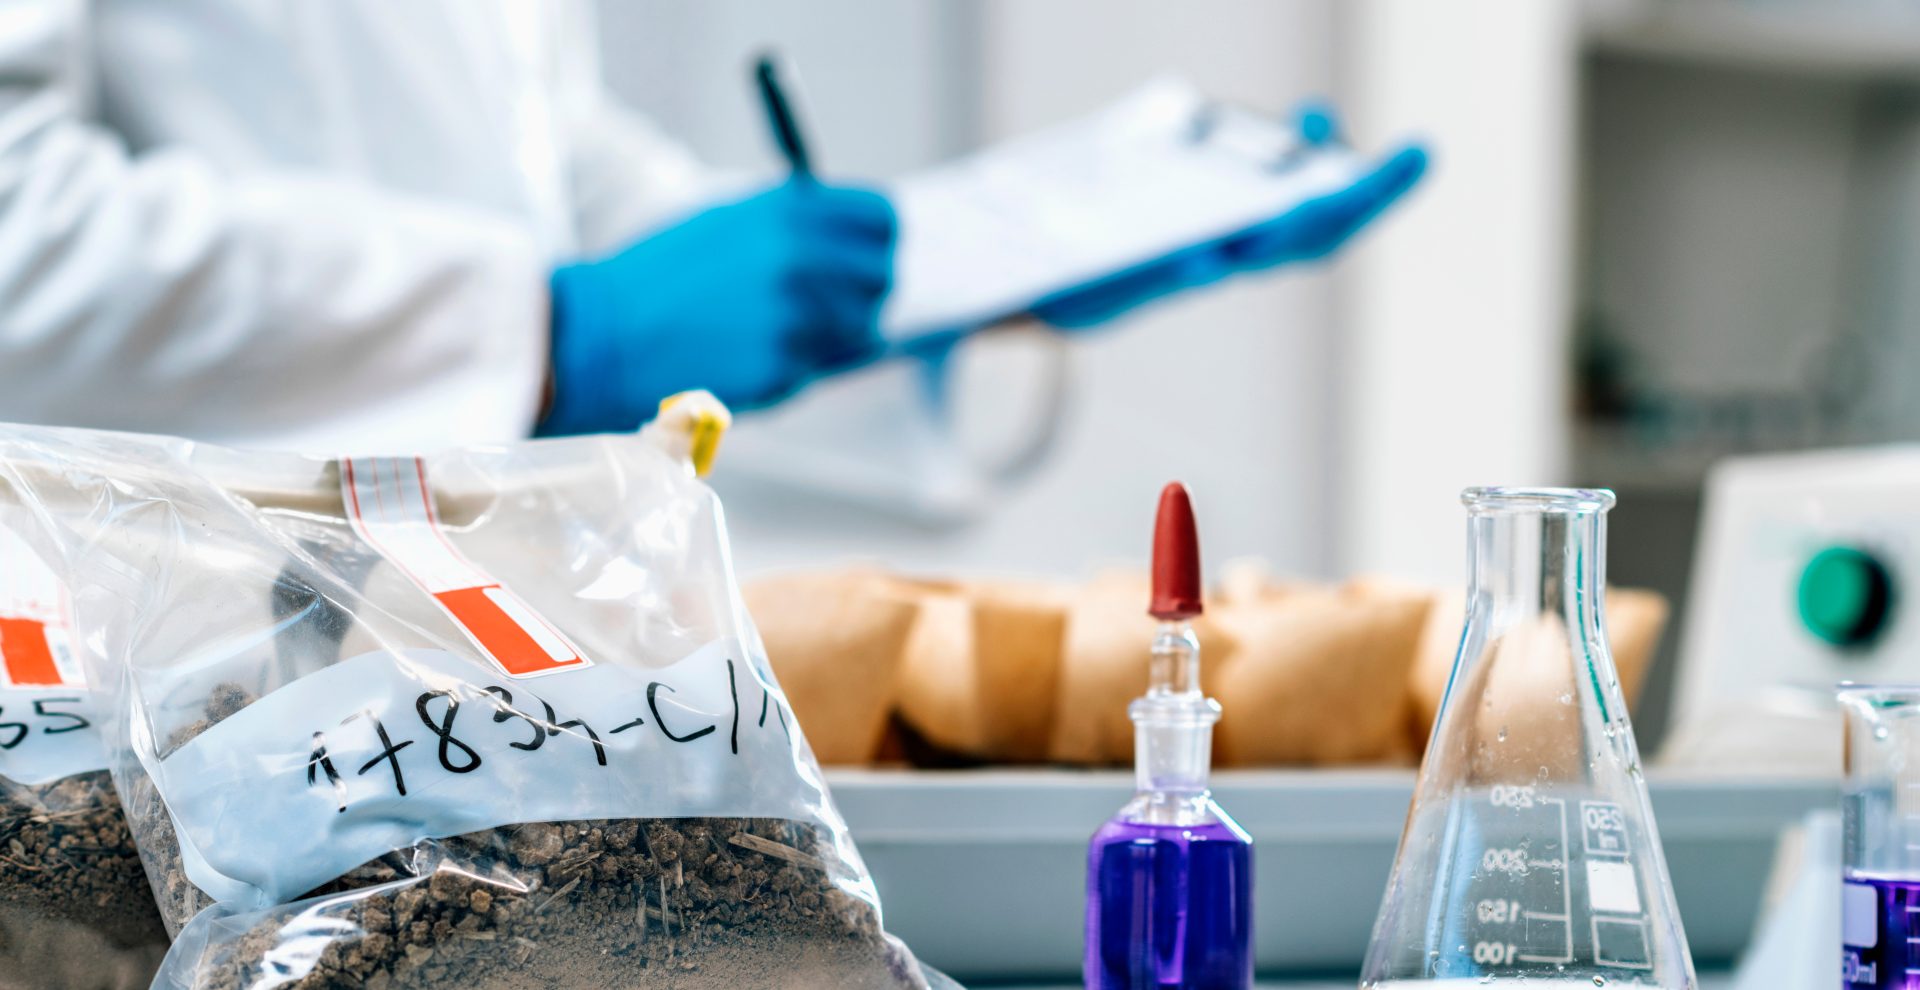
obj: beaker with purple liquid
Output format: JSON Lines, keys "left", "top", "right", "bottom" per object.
{"left": 1841, "top": 687, "right": 1920, "bottom": 989}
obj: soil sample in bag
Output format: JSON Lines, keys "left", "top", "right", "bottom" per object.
{"left": 0, "top": 404, "right": 948, "bottom": 990}
{"left": 133, "top": 686, "right": 917, "bottom": 989}
{"left": 153, "top": 815, "right": 915, "bottom": 989}
{"left": 0, "top": 521, "right": 168, "bottom": 990}
{"left": 0, "top": 773, "right": 169, "bottom": 990}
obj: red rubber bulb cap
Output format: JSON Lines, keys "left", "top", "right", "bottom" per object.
{"left": 1149, "top": 482, "right": 1203, "bottom": 621}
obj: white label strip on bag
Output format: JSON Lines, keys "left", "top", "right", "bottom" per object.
{"left": 341, "top": 456, "right": 589, "bottom": 679}
{"left": 159, "top": 639, "right": 822, "bottom": 908}
{"left": 0, "top": 527, "right": 105, "bottom": 784}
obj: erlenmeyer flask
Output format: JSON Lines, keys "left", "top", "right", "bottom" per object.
{"left": 1360, "top": 488, "right": 1695, "bottom": 988}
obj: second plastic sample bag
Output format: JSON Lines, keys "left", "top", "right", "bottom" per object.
{"left": 0, "top": 407, "right": 945, "bottom": 989}
{"left": 0, "top": 511, "right": 168, "bottom": 990}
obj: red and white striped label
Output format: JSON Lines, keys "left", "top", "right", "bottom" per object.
{"left": 341, "top": 457, "right": 590, "bottom": 679}
{"left": 0, "top": 528, "right": 80, "bottom": 690}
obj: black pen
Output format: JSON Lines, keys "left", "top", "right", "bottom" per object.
{"left": 754, "top": 53, "right": 813, "bottom": 178}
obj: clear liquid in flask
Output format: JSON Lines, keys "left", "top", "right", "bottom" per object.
{"left": 1358, "top": 488, "right": 1694, "bottom": 989}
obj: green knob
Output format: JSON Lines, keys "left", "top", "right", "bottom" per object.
{"left": 1797, "top": 546, "right": 1894, "bottom": 649}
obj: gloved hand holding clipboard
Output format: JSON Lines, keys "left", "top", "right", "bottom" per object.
{"left": 715, "top": 65, "right": 1426, "bottom": 522}
{"left": 879, "top": 77, "right": 1428, "bottom": 347}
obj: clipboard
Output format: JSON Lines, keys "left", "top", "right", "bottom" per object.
{"left": 879, "top": 76, "right": 1371, "bottom": 345}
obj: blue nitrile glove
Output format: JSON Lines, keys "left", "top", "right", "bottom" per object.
{"left": 1032, "top": 105, "right": 1428, "bottom": 329}
{"left": 538, "top": 180, "right": 896, "bottom": 436}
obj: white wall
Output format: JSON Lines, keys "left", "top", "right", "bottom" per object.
{"left": 1338, "top": 0, "right": 1580, "bottom": 582}
{"left": 595, "top": 0, "right": 977, "bottom": 177}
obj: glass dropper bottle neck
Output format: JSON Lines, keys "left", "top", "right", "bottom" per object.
{"left": 1127, "top": 620, "right": 1221, "bottom": 821}
{"left": 1147, "top": 621, "right": 1204, "bottom": 700}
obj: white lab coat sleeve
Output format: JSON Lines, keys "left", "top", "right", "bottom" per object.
{"left": 551, "top": 0, "right": 753, "bottom": 258}
{"left": 0, "top": 0, "right": 551, "bottom": 451}
{"left": 562, "top": 100, "right": 724, "bottom": 258}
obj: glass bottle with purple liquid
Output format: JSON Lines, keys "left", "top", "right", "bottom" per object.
{"left": 1084, "top": 482, "right": 1253, "bottom": 990}
{"left": 1841, "top": 687, "right": 1920, "bottom": 989}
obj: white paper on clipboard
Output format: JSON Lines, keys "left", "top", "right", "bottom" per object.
{"left": 879, "top": 76, "right": 1369, "bottom": 341}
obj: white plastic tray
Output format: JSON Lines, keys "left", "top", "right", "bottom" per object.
{"left": 826, "top": 768, "right": 1829, "bottom": 982}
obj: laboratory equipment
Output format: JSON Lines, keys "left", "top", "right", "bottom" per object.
{"left": 1840, "top": 686, "right": 1920, "bottom": 989}
{"left": 1666, "top": 447, "right": 1920, "bottom": 775}
{"left": 1084, "top": 482, "right": 1253, "bottom": 989}
{"left": 1360, "top": 487, "right": 1695, "bottom": 988}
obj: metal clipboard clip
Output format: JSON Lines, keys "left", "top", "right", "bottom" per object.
{"left": 1185, "top": 99, "right": 1343, "bottom": 174}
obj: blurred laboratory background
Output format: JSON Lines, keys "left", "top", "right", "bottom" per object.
{"left": 9, "top": 0, "right": 1911, "bottom": 984}
{"left": 608, "top": 0, "right": 1920, "bottom": 751}
{"left": 613, "top": 0, "right": 1527, "bottom": 580}
{"left": 595, "top": 3, "right": 1920, "bottom": 982}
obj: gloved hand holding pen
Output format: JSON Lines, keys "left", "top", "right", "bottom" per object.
{"left": 539, "top": 55, "right": 895, "bottom": 438}
{"left": 537, "top": 179, "right": 896, "bottom": 436}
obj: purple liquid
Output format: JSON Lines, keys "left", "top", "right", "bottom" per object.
{"left": 1084, "top": 816, "right": 1253, "bottom": 990}
{"left": 1848, "top": 873, "right": 1920, "bottom": 988}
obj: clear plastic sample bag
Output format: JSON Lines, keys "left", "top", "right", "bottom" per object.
{"left": 0, "top": 404, "right": 947, "bottom": 990}
{"left": 0, "top": 507, "right": 169, "bottom": 990}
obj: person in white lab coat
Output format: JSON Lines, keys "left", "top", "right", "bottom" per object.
{"left": 0, "top": 1, "right": 1423, "bottom": 455}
